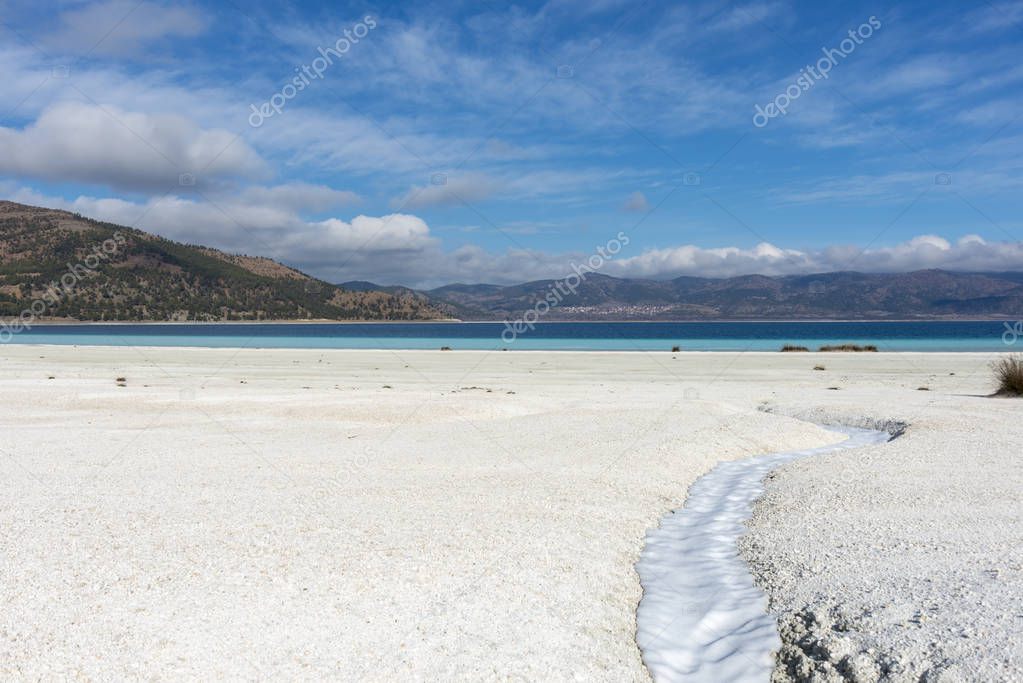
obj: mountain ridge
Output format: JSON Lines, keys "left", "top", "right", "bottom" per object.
{"left": 3, "top": 200, "right": 1021, "bottom": 323}
{"left": 0, "top": 201, "right": 444, "bottom": 322}
{"left": 342, "top": 269, "right": 1023, "bottom": 321}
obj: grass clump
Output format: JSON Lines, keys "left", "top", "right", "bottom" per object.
{"left": 819, "top": 344, "right": 878, "bottom": 352}
{"left": 992, "top": 354, "right": 1023, "bottom": 397}
{"left": 781, "top": 344, "right": 809, "bottom": 352}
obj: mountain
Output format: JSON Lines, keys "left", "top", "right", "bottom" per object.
{"left": 0, "top": 201, "right": 444, "bottom": 322}
{"left": 7, "top": 200, "right": 1019, "bottom": 323}
{"left": 349, "top": 271, "right": 1023, "bottom": 320}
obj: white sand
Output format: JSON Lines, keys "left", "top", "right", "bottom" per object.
{"left": 740, "top": 355, "right": 1023, "bottom": 682}
{"left": 0, "top": 346, "right": 1016, "bottom": 680}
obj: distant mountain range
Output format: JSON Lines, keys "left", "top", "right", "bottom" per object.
{"left": 3, "top": 200, "right": 1021, "bottom": 323}
{"left": 343, "top": 270, "right": 1023, "bottom": 320}
{"left": 0, "top": 201, "right": 444, "bottom": 322}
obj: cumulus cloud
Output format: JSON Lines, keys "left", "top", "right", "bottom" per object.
{"left": 44, "top": 0, "right": 208, "bottom": 57}
{"left": 5, "top": 185, "right": 1023, "bottom": 288}
{"left": 607, "top": 235, "right": 1023, "bottom": 279}
{"left": 2, "top": 184, "right": 437, "bottom": 284}
{"left": 0, "top": 102, "right": 266, "bottom": 192}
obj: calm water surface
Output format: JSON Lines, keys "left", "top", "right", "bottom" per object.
{"left": 2, "top": 321, "right": 1018, "bottom": 351}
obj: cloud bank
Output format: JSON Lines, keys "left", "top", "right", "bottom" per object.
{"left": 5, "top": 186, "right": 1022, "bottom": 288}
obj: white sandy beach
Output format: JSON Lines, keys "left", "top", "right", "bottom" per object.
{"left": 0, "top": 346, "right": 1019, "bottom": 680}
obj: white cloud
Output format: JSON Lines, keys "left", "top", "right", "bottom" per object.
{"left": 607, "top": 235, "right": 1023, "bottom": 279}
{"left": 1, "top": 185, "right": 438, "bottom": 284}
{"left": 869, "top": 57, "right": 962, "bottom": 93}
{"left": 967, "top": 1, "right": 1023, "bottom": 34}
{"left": 778, "top": 167, "right": 1023, "bottom": 204}
{"left": 955, "top": 99, "right": 1020, "bottom": 126}
{"left": 622, "top": 191, "right": 650, "bottom": 212}
{"left": 391, "top": 174, "right": 496, "bottom": 209}
{"left": 238, "top": 184, "right": 360, "bottom": 212}
{"left": 6, "top": 184, "right": 1023, "bottom": 287}
{"left": 706, "top": 2, "right": 785, "bottom": 32}
{"left": 44, "top": 0, "right": 208, "bottom": 57}
{"left": 0, "top": 102, "right": 266, "bottom": 192}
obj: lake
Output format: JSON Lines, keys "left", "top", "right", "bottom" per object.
{"left": 2, "top": 320, "right": 1020, "bottom": 351}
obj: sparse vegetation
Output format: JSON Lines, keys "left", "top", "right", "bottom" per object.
{"left": 991, "top": 355, "right": 1023, "bottom": 397}
{"left": 0, "top": 201, "right": 444, "bottom": 322}
{"left": 671, "top": 345, "right": 681, "bottom": 352}
{"left": 781, "top": 345, "right": 809, "bottom": 352}
{"left": 819, "top": 344, "right": 878, "bottom": 352}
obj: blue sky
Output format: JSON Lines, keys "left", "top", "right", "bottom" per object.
{"left": 2, "top": 0, "right": 1022, "bottom": 286}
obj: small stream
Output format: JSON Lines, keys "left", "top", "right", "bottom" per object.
{"left": 635, "top": 426, "right": 891, "bottom": 682}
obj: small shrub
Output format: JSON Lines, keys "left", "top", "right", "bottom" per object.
{"left": 781, "top": 345, "right": 809, "bottom": 352}
{"left": 671, "top": 345, "right": 681, "bottom": 352}
{"left": 819, "top": 344, "right": 878, "bottom": 352}
{"left": 992, "top": 355, "right": 1023, "bottom": 396}
{"left": 440, "top": 346, "right": 452, "bottom": 351}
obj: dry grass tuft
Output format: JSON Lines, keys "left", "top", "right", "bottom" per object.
{"left": 819, "top": 344, "right": 878, "bottom": 352}
{"left": 992, "top": 355, "right": 1023, "bottom": 397}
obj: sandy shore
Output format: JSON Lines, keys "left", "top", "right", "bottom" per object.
{"left": 0, "top": 346, "right": 1016, "bottom": 680}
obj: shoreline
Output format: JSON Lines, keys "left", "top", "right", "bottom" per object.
{"left": 0, "top": 342, "right": 1006, "bottom": 355}
{"left": 5, "top": 317, "right": 1018, "bottom": 325}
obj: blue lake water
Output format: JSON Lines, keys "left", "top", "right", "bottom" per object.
{"left": 2, "top": 321, "right": 1020, "bottom": 351}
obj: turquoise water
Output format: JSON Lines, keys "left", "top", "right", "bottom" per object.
{"left": 1, "top": 321, "right": 1019, "bottom": 351}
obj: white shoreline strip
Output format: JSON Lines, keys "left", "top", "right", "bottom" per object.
{"left": 635, "top": 426, "right": 890, "bottom": 682}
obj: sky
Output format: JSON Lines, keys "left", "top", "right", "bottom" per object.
{"left": 1, "top": 0, "right": 1022, "bottom": 287}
